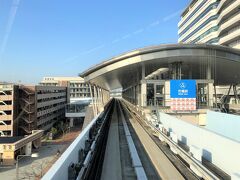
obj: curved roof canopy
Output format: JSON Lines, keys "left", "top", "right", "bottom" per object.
{"left": 80, "top": 44, "right": 240, "bottom": 90}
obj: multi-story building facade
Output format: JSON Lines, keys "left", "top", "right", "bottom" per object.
{"left": 18, "top": 85, "right": 67, "bottom": 135}
{"left": 40, "top": 77, "right": 92, "bottom": 127}
{"left": 0, "top": 84, "right": 19, "bottom": 136}
{"left": 178, "top": 0, "right": 240, "bottom": 49}
{"left": 0, "top": 83, "right": 67, "bottom": 136}
{"left": 40, "top": 77, "right": 91, "bottom": 103}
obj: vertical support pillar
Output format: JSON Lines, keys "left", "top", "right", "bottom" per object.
{"left": 142, "top": 63, "right": 145, "bottom": 80}
{"left": 207, "top": 64, "right": 213, "bottom": 107}
{"left": 108, "top": 90, "right": 110, "bottom": 101}
{"left": 172, "top": 64, "right": 176, "bottom": 79}
{"left": 139, "top": 83, "right": 142, "bottom": 107}
{"left": 103, "top": 89, "right": 106, "bottom": 104}
{"left": 70, "top": 118, "right": 74, "bottom": 127}
{"left": 214, "top": 84, "right": 217, "bottom": 108}
{"left": 25, "top": 142, "right": 32, "bottom": 155}
{"left": 207, "top": 64, "right": 211, "bottom": 80}
{"left": 208, "top": 83, "right": 214, "bottom": 107}
{"left": 93, "top": 86, "right": 98, "bottom": 115}
{"left": 99, "top": 88, "right": 103, "bottom": 106}
{"left": 188, "top": 68, "right": 192, "bottom": 79}
{"left": 178, "top": 62, "right": 182, "bottom": 80}
{"left": 141, "top": 63, "right": 146, "bottom": 107}
{"left": 134, "top": 85, "right": 137, "bottom": 105}
{"left": 103, "top": 89, "right": 106, "bottom": 105}
{"left": 136, "top": 84, "right": 139, "bottom": 106}
{"left": 141, "top": 82, "right": 147, "bottom": 107}
{"left": 96, "top": 86, "right": 99, "bottom": 111}
{"left": 171, "top": 62, "right": 182, "bottom": 79}
{"left": 233, "top": 85, "right": 239, "bottom": 104}
{"left": 98, "top": 87, "right": 103, "bottom": 111}
{"left": 89, "top": 84, "right": 96, "bottom": 117}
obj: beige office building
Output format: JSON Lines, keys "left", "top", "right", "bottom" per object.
{"left": 0, "top": 84, "right": 19, "bottom": 136}
{"left": 178, "top": 0, "right": 240, "bottom": 49}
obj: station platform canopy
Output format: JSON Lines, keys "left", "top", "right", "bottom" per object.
{"left": 80, "top": 44, "right": 240, "bottom": 91}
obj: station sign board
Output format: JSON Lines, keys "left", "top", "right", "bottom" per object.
{"left": 170, "top": 80, "right": 196, "bottom": 111}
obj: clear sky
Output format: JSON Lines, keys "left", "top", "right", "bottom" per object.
{"left": 0, "top": 0, "right": 190, "bottom": 84}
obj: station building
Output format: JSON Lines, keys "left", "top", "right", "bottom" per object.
{"left": 77, "top": 43, "right": 240, "bottom": 179}
{"left": 80, "top": 44, "right": 240, "bottom": 124}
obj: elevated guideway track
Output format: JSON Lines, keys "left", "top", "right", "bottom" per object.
{"left": 101, "top": 99, "right": 158, "bottom": 180}
{"left": 78, "top": 98, "right": 201, "bottom": 180}
{"left": 43, "top": 98, "right": 217, "bottom": 180}
{"left": 122, "top": 99, "right": 220, "bottom": 180}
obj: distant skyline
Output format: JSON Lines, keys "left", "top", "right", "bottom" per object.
{"left": 0, "top": 0, "right": 190, "bottom": 84}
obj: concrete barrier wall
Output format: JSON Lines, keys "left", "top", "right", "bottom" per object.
{"left": 206, "top": 110, "right": 240, "bottom": 142}
{"left": 42, "top": 113, "right": 101, "bottom": 180}
{"left": 159, "top": 112, "right": 240, "bottom": 179}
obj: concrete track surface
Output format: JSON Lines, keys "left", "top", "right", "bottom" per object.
{"left": 101, "top": 99, "right": 193, "bottom": 180}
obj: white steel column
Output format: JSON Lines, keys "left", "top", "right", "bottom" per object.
{"left": 141, "top": 63, "right": 147, "bottom": 107}
{"left": 208, "top": 83, "right": 214, "bottom": 107}
{"left": 207, "top": 64, "right": 211, "bottom": 80}
{"left": 97, "top": 87, "right": 103, "bottom": 111}
{"left": 137, "top": 84, "right": 141, "bottom": 106}
{"left": 207, "top": 64, "right": 213, "bottom": 107}
{"left": 70, "top": 118, "right": 74, "bottom": 127}
{"left": 141, "top": 82, "right": 146, "bottom": 107}
{"left": 89, "top": 84, "right": 96, "bottom": 116}
{"left": 93, "top": 85, "right": 98, "bottom": 115}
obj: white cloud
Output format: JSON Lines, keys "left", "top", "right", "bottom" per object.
{"left": 163, "top": 9, "right": 183, "bottom": 22}
{"left": 63, "top": 44, "right": 105, "bottom": 64}
{"left": 0, "top": 0, "right": 21, "bottom": 61}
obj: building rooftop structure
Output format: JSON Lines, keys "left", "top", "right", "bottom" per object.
{"left": 40, "top": 77, "right": 85, "bottom": 86}
{"left": 0, "top": 130, "right": 43, "bottom": 165}
{"left": 0, "top": 136, "right": 24, "bottom": 144}
{"left": 40, "top": 76, "right": 91, "bottom": 102}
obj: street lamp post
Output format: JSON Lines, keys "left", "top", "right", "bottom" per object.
{"left": 16, "top": 153, "right": 38, "bottom": 180}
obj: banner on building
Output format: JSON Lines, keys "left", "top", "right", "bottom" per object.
{"left": 170, "top": 80, "right": 196, "bottom": 111}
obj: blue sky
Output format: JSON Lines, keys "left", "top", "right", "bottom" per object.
{"left": 0, "top": 0, "right": 190, "bottom": 84}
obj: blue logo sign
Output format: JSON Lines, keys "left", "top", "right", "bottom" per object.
{"left": 170, "top": 80, "right": 196, "bottom": 98}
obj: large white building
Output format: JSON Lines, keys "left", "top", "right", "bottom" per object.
{"left": 178, "top": 0, "right": 240, "bottom": 49}
{"left": 40, "top": 77, "right": 92, "bottom": 127}
{"left": 40, "top": 77, "right": 91, "bottom": 103}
